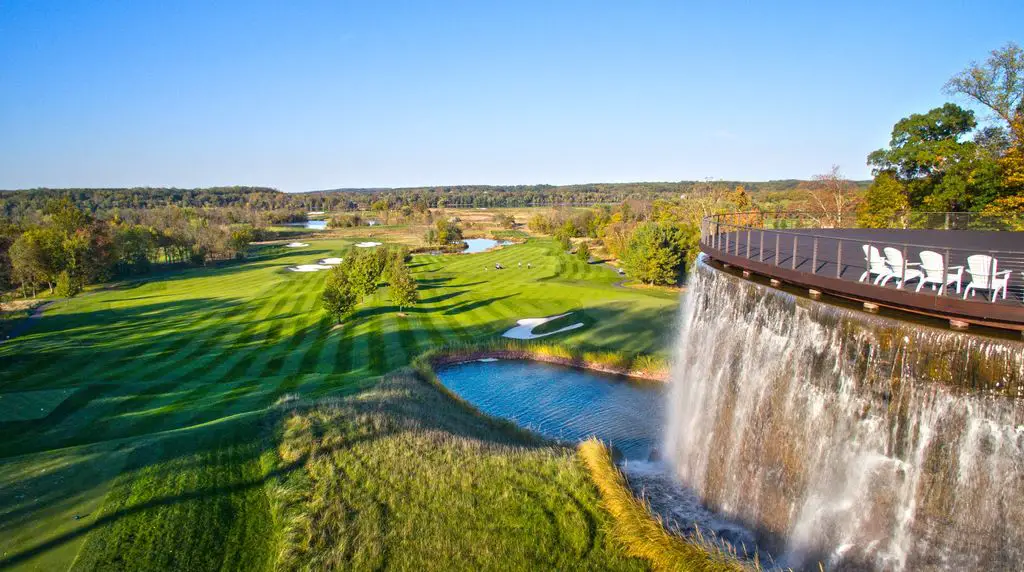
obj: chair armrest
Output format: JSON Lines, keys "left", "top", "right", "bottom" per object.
{"left": 905, "top": 262, "right": 921, "bottom": 267}
{"left": 995, "top": 270, "right": 1011, "bottom": 277}
{"left": 947, "top": 265, "right": 964, "bottom": 271}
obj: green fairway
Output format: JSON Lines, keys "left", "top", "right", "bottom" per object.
{"left": 0, "top": 237, "right": 678, "bottom": 570}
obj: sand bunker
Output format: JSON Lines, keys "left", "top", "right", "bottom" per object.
{"left": 355, "top": 242, "right": 382, "bottom": 248}
{"left": 289, "top": 264, "right": 332, "bottom": 272}
{"left": 502, "top": 313, "right": 585, "bottom": 340}
{"left": 285, "top": 242, "right": 309, "bottom": 248}
{"left": 319, "top": 257, "right": 343, "bottom": 265}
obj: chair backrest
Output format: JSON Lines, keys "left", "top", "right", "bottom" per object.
{"left": 919, "top": 250, "right": 944, "bottom": 280}
{"left": 883, "top": 247, "right": 906, "bottom": 270}
{"left": 862, "top": 245, "right": 887, "bottom": 273}
{"left": 967, "top": 254, "right": 996, "bottom": 288}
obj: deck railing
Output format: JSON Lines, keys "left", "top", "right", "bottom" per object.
{"left": 700, "top": 212, "right": 1024, "bottom": 326}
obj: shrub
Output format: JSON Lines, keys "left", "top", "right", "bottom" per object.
{"left": 54, "top": 270, "right": 82, "bottom": 298}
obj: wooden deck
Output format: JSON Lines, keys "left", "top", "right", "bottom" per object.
{"left": 701, "top": 224, "right": 1024, "bottom": 331}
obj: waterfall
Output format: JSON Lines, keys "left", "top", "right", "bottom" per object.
{"left": 665, "top": 258, "right": 1024, "bottom": 571}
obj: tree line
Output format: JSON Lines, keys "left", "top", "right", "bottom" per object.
{"left": 0, "top": 198, "right": 258, "bottom": 297}
{"left": 1, "top": 179, "right": 867, "bottom": 220}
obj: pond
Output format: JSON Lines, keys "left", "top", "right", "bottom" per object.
{"left": 437, "top": 359, "right": 763, "bottom": 557}
{"left": 462, "top": 238, "right": 511, "bottom": 254}
{"left": 282, "top": 220, "right": 327, "bottom": 230}
{"left": 437, "top": 359, "right": 664, "bottom": 459}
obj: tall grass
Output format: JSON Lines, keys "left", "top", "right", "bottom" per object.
{"left": 579, "top": 438, "right": 755, "bottom": 572}
{"left": 261, "top": 373, "right": 646, "bottom": 571}
{"left": 413, "top": 338, "right": 670, "bottom": 382}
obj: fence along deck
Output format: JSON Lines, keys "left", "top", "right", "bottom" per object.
{"left": 701, "top": 213, "right": 1024, "bottom": 332}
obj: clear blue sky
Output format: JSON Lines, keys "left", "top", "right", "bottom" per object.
{"left": 1, "top": 1, "right": 1021, "bottom": 192}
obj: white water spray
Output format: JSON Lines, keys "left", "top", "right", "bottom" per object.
{"left": 664, "top": 259, "right": 1024, "bottom": 571}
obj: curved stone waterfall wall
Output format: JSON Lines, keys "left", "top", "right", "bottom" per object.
{"left": 665, "top": 259, "right": 1024, "bottom": 571}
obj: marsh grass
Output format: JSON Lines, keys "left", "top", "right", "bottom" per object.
{"left": 579, "top": 439, "right": 755, "bottom": 572}
{"left": 414, "top": 338, "right": 670, "bottom": 382}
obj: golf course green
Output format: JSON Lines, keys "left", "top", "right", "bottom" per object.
{"left": 0, "top": 237, "right": 679, "bottom": 570}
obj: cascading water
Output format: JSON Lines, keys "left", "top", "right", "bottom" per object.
{"left": 664, "top": 257, "right": 1024, "bottom": 571}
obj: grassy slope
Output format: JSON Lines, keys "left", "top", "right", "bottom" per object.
{"left": 0, "top": 237, "right": 678, "bottom": 570}
{"left": 268, "top": 374, "right": 645, "bottom": 571}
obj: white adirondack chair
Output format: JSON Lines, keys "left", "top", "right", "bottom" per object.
{"left": 916, "top": 250, "right": 963, "bottom": 293}
{"left": 963, "top": 254, "right": 1011, "bottom": 302}
{"left": 859, "top": 245, "right": 892, "bottom": 285}
{"left": 880, "top": 247, "right": 923, "bottom": 288}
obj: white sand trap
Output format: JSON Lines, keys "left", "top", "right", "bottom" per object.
{"left": 289, "top": 264, "right": 332, "bottom": 272}
{"left": 502, "top": 313, "right": 585, "bottom": 340}
{"left": 355, "top": 241, "right": 382, "bottom": 248}
{"left": 285, "top": 242, "right": 309, "bottom": 248}
{"left": 319, "top": 257, "right": 343, "bottom": 265}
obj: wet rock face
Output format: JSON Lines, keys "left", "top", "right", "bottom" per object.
{"left": 664, "top": 260, "right": 1024, "bottom": 571}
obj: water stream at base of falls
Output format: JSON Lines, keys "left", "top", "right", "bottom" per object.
{"left": 664, "top": 257, "right": 1024, "bottom": 571}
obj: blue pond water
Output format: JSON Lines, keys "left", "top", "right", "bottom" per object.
{"left": 437, "top": 359, "right": 664, "bottom": 459}
{"left": 462, "top": 238, "right": 511, "bottom": 254}
{"left": 283, "top": 220, "right": 327, "bottom": 230}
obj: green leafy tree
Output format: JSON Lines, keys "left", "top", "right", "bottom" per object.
{"left": 229, "top": 225, "right": 255, "bottom": 258}
{"left": 44, "top": 197, "right": 90, "bottom": 236}
{"left": 54, "top": 270, "right": 83, "bottom": 298}
{"left": 0, "top": 223, "right": 20, "bottom": 291}
{"left": 428, "top": 219, "right": 464, "bottom": 247}
{"left": 371, "top": 199, "right": 391, "bottom": 224}
{"left": 556, "top": 232, "right": 571, "bottom": 252}
{"left": 857, "top": 173, "right": 909, "bottom": 228}
{"left": 347, "top": 249, "right": 388, "bottom": 296}
{"left": 388, "top": 263, "right": 419, "bottom": 313}
{"left": 575, "top": 241, "right": 590, "bottom": 263}
{"left": 321, "top": 267, "right": 359, "bottom": 324}
{"left": 868, "top": 104, "right": 980, "bottom": 210}
{"left": 9, "top": 227, "right": 64, "bottom": 294}
{"left": 621, "top": 223, "right": 686, "bottom": 286}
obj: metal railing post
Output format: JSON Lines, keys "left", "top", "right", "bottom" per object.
{"left": 746, "top": 229, "right": 751, "bottom": 259}
{"left": 866, "top": 242, "right": 871, "bottom": 283}
{"left": 836, "top": 240, "right": 843, "bottom": 279}
{"left": 899, "top": 245, "right": 908, "bottom": 289}
{"left": 989, "top": 252, "right": 997, "bottom": 302}
{"left": 775, "top": 234, "right": 781, "bottom": 266}
{"left": 812, "top": 238, "right": 818, "bottom": 275}
{"left": 940, "top": 248, "right": 950, "bottom": 296}
{"left": 758, "top": 231, "right": 764, "bottom": 262}
{"left": 792, "top": 235, "right": 798, "bottom": 270}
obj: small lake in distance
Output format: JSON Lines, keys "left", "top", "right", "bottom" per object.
{"left": 463, "top": 238, "right": 512, "bottom": 254}
{"left": 282, "top": 220, "right": 327, "bottom": 230}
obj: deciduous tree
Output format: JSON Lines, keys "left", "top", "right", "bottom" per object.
{"left": 857, "top": 173, "right": 909, "bottom": 228}
{"left": 388, "top": 263, "right": 418, "bottom": 313}
{"left": 321, "top": 267, "right": 359, "bottom": 324}
{"left": 945, "top": 42, "right": 1024, "bottom": 141}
